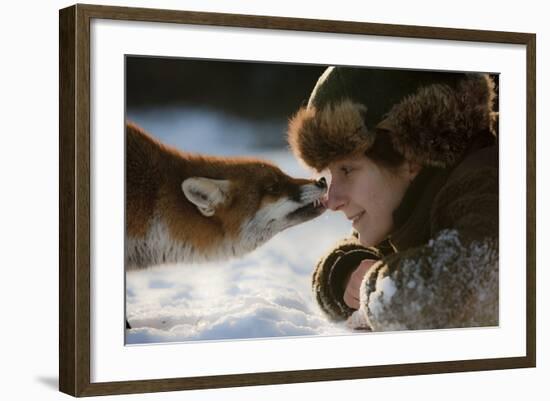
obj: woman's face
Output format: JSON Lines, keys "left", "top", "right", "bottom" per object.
{"left": 323, "top": 153, "right": 419, "bottom": 246}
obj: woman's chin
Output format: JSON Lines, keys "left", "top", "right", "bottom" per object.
{"left": 356, "top": 228, "right": 386, "bottom": 247}
{"left": 357, "top": 233, "right": 376, "bottom": 247}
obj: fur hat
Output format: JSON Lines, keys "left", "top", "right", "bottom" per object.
{"left": 287, "top": 66, "right": 497, "bottom": 172}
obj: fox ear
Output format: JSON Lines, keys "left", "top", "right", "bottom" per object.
{"left": 181, "top": 177, "right": 231, "bottom": 217}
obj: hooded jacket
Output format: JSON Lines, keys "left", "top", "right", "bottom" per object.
{"left": 313, "top": 139, "right": 498, "bottom": 331}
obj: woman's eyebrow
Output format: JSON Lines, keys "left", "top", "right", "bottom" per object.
{"left": 341, "top": 160, "right": 361, "bottom": 168}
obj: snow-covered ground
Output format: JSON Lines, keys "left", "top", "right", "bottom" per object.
{"left": 126, "top": 108, "right": 357, "bottom": 344}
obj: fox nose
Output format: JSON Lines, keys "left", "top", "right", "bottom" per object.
{"left": 316, "top": 177, "right": 327, "bottom": 189}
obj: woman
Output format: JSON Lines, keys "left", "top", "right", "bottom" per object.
{"left": 287, "top": 66, "right": 499, "bottom": 331}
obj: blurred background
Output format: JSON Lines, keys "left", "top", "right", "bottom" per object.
{"left": 126, "top": 56, "right": 326, "bottom": 154}
{"left": 126, "top": 57, "right": 326, "bottom": 119}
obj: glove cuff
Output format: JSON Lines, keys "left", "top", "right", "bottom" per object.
{"left": 312, "top": 237, "right": 386, "bottom": 320}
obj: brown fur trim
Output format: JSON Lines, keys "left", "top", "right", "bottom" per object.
{"left": 378, "top": 74, "right": 496, "bottom": 168}
{"left": 287, "top": 100, "right": 374, "bottom": 172}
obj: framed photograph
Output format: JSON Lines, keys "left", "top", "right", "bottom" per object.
{"left": 59, "top": 3, "right": 536, "bottom": 397}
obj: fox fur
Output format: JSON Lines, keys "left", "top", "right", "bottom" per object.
{"left": 126, "top": 122, "right": 327, "bottom": 270}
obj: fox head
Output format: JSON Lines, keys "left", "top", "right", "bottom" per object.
{"left": 180, "top": 160, "right": 327, "bottom": 258}
{"left": 125, "top": 122, "right": 327, "bottom": 269}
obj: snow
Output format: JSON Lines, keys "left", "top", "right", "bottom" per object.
{"left": 126, "top": 213, "right": 354, "bottom": 344}
{"left": 125, "top": 108, "right": 355, "bottom": 344}
{"left": 365, "top": 276, "right": 397, "bottom": 318}
{"left": 379, "top": 276, "right": 397, "bottom": 303}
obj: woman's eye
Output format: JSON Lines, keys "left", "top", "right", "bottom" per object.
{"left": 341, "top": 167, "right": 353, "bottom": 176}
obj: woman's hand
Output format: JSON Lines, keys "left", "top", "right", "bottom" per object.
{"left": 343, "top": 259, "right": 378, "bottom": 309}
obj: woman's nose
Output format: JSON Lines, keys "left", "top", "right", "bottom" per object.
{"left": 325, "top": 180, "right": 347, "bottom": 211}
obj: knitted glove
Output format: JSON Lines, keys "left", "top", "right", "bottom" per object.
{"left": 312, "top": 236, "right": 394, "bottom": 321}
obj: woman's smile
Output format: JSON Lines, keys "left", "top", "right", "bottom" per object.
{"left": 350, "top": 211, "right": 365, "bottom": 227}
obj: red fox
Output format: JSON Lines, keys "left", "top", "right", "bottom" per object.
{"left": 126, "top": 122, "right": 327, "bottom": 270}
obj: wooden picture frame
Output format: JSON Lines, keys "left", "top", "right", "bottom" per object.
{"left": 59, "top": 3, "right": 536, "bottom": 397}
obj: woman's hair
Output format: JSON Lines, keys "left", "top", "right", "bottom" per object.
{"left": 365, "top": 130, "right": 406, "bottom": 169}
